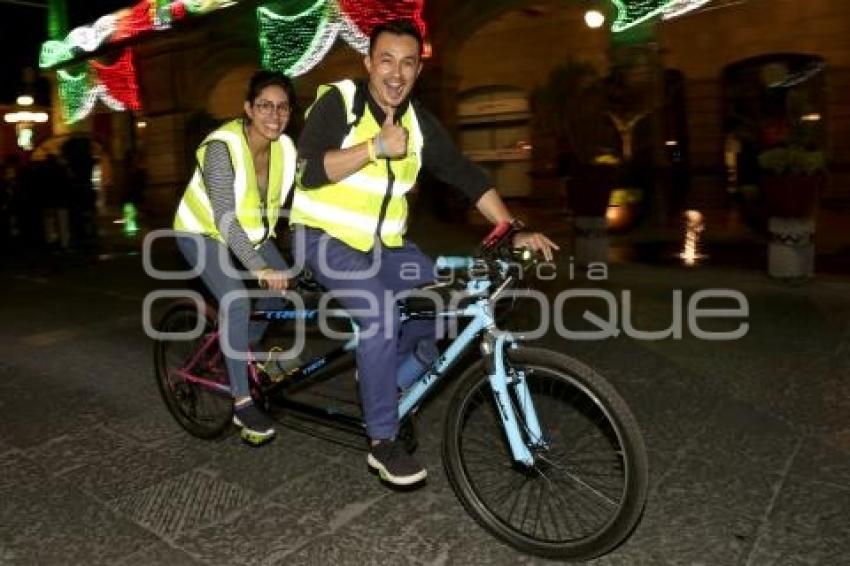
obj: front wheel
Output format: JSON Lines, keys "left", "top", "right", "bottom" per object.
{"left": 442, "top": 346, "right": 648, "bottom": 560}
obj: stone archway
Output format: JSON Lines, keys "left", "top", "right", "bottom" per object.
{"left": 205, "top": 65, "right": 258, "bottom": 120}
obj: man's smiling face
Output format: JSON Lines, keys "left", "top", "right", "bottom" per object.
{"left": 364, "top": 31, "right": 423, "bottom": 115}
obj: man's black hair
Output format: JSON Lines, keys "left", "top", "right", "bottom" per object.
{"left": 368, "top": 19, "right": 423, "bottom": 57}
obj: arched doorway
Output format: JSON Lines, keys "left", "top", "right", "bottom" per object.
{"left": 721, "top": 53, "right": 827, "bottom": 229}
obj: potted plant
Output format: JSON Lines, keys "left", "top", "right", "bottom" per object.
{"left": 757, "top": 144, "right": 826, "bottom": 280}
{"left": 758, "top": 145, "right": 825, "bottom": 217}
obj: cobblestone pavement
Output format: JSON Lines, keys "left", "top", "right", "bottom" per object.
{"left": 0, "top": 214, "right": 848, "bottom": 565}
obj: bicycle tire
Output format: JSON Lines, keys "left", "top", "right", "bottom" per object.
{"left": 442, "top": 346, "right": 648, "bottom": 560}
{"left": 153, "top": 300, "right": 233, "bottom": 439}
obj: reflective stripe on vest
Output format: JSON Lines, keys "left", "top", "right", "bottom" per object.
{"left": 173, "top": 119, "right": 296, "bottom": 246}
{"left": 289, "top": 80, "right": 423, "bottom": 252}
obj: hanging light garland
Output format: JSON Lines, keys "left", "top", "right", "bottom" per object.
{"left": 40, "top": 0, "right": 241, "bottom": 69}
{"left": 337, "top": 0, "right": 427, "bottom": 54}
{"left": 257, "top": 0, "right": 340, "bottom": 77}
{"left": 611, "top": 0, "right": 715, "bottom": 32}
{"left": 42, "top": 0, "right": 716, "bottom": 69}
{"left": 661, "top": 0, "right": 714, "bottom": 20}
{"left": 91, "top": 49, "right": 141, "bottom": 111}
{"left": 44, "top": 0, "right": 712, "bottom": 125}
{"left": 257, "top": 0, "right": 427, "bottom": 78}
{"left": 57, "top": 49, "right": 141, "bottom": 124}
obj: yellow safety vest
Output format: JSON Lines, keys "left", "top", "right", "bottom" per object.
{"left": 174, "top": 119, "right": 296, "bottom": 245}
{"left": 289, "top": 80, "right": 424, "bottom": 251}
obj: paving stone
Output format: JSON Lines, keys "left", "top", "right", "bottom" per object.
{"left": 612, "top": 373, "right": 718, "bottom": 469}
{"left": 176, "top": 461, "right": 388, "bottom": 564}
{"left": 605, "top": 501, "right": 759, "bottom": 565}
{"left": 0, "top": 452, "right": 156, "bottom": 565}
{"left": 110, "top": 470, "right": 256, "bottom": 540}
{"left": 2, "top": 244, "right": 850, "bottom": 564}
{"left": 197, "top": 428, "right": 337, "bottom": 496}
{"left": 24, "top": 427, "right": 138, "bottom": 476}
{"left": 286, "top": 490, "right": 544, "bottom": 565}
{"left": 745, "top": 479, "right": 850, "bottom": 565}
{"left": 0, "top": 386, "right": 103, "bottom": 448}
{"left": 691, "top": 400, "right": 803, "bottom": 472}
{"left": 601, "top": 455, "right": 779, "bottom": 566}
{"left": 103, "top": 407, "right": 188, "bottom": 446}
{"left": 114, "top": 541, "right": 207, "bottom": 566}
{"left": 787, "top": 440, "right": 850, "bottom": 488}
{"left": 653, "top": 456, "right": 781, "bottom": 522}
{"left": 58, "top": 441, "right": 212, "bottom": 502}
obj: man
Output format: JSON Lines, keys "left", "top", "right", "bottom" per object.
{"left": 291, "top": 19, "right": 558, "bottom": 486}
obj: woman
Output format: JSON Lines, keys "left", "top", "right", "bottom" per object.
{"left": 173, "top": 70, "right": 297, "bottom": 445}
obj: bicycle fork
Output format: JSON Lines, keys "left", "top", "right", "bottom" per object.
{"left": 482, "top": 332, "right": 545, "bottom": 467}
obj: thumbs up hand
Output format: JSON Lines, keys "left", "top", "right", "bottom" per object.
{"left": 375, "top": 111, "right": 408, "bottom": 159}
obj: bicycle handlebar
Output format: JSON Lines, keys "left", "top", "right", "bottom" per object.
{"left": 435, "top": 256, "right": 474, "bottom": 270}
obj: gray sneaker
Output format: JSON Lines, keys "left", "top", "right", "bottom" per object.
{"left": 367, "top": 439, "right": 427, "bottom": 486}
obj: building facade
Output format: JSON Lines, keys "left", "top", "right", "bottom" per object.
{"left": 42, "top": 0, "right": 850, "bottom": 228}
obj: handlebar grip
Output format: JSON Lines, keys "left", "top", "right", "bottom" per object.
{"left": 435, "top": 256, "right": 473, "bottom": 270}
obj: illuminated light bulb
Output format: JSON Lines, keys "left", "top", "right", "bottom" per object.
{"left": 585, "top": 9, "right": 606, "bottom": 29}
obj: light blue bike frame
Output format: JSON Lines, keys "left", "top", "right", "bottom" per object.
{"left": 393, "top": 256, "right": 545, "bottom": 466}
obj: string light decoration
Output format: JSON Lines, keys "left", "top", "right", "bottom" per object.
{"left": 610, "top": 0, "right": 703, "bottom": 32}
{"left": 257, "top": 0, "right": 427, "bottom": 78}
{"left": 92, "top": 49, "right": 141, "bottom": 111}
{"left": 257, "top": 1, "right": 340, "bottom": 77}
{"left": 40, "top": 40, "right": 75, "bottom": 69}
{"left": 40, "top": 0, "right": 241, "bottom": 69}
{"left": 611, "top": 0, "right": 667, "bottom": 32}
{"left": 184, "top": 0, "right": 238, "bottom": 14}
{"left": 57, "top": 50, "right": 141, "bottom": 123}
{"left": 57, "top": 68, "right": 95, "bottom": 123}
{"left": 43, "top": 0, "right": 715, "bottom": 124}
{"left": 661, "top": 0, "right": 713, "bottom": 20}
{"left": 112, "top": 0, "right": 155, "bottom": 42}
{"left": 337, "top": 0, "right": 427, "bottom": 54}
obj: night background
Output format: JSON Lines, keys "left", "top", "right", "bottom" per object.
{"left": 0, "top": 1, "right": 128, "bottom": 103}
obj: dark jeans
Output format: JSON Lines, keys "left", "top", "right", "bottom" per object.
{"left": 292, "top": 226, "right": 436, "bottom": 440}
{"left": 176, "top": 235, "right": 288, "bottom": 398}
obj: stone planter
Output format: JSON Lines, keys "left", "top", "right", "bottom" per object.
{"left": 574, "top": 216, "right": 609, "bottom": 266}
{"left": 767, "top": 217, "right": 814, "bottom": 279}
{"left": 761, "top": 174, "right": 822, "bottom": 279}
{"left": 567, "top": 164, "right": 618, "bottom": 265}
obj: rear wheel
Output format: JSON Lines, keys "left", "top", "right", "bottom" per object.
{"left": 443, "top": 346, "right": 648, "bottom": 560}
{"left": 153, "top": 301, "right": 233, "bottom": 439}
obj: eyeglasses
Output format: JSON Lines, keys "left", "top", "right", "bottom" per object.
{"left": 254, "top": 100, "right": 291, "bottom": 116}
